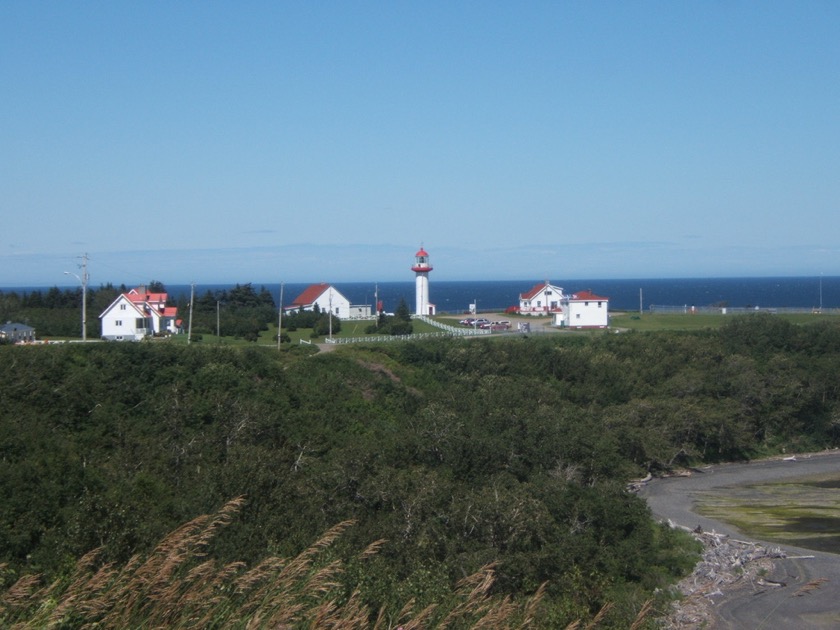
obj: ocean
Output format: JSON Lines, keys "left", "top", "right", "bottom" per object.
{"left": 163, "top": 276, "right": 836, "bottom": 314}
{"left": 5, "top": 276, "right": 836, "bottom": 314}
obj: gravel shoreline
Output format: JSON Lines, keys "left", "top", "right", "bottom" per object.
{"left": 660, "top": 529, "right": 786, "bottom": 628}
{"left": 640, "top": 451, "right": 840, "bottom": 629}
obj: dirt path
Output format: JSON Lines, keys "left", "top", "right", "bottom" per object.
{"left": 640, "top": 451, "right": 840, "bottom": 628}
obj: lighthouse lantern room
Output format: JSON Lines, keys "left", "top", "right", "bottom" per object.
{"left": 411, "top": 246, "right": 435, "bottom": 316}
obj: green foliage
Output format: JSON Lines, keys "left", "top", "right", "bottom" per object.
{"left": 188, "top": 283, "right": 277, "bottom": 342}
{"left": 2, "top": 315, "right": 839, "bottom": 626}
{"left": 312, "top": 312, "right": 341, "bottom": 337}
{"left": 0, "top": 500, "right": 557, "bottom": 629}
{"left": 366, "top": 299, "right": 414, "bottom": 335}
{"left": 395, "top": 297, "right": 411, "bottom": 321}
{"left": 0, "top": 285, "right": 124, "bottom": 338}
{"left": 367, "top": 316, "right": 413, "bottom": 336}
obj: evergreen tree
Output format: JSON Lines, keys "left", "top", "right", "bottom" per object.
{"left": 395, "top": 297, "right": 411, "bottom": 322}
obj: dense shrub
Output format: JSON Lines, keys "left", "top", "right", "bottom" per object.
{"left": 2, "top": 315, "right": 838, "bottom": 626}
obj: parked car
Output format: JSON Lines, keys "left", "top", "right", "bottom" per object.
{"left": 460, "top": 317, "right": 475, "bottom": 326}
{"left": 474, "top": 318, "right": 490, "bottom": 328}
{"left": 490, "top": 320, "right": 511, "bottom": 330}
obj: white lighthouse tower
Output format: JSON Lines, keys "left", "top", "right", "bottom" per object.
{"left": 411, "top": 246, "right": 435, "bottom": 316}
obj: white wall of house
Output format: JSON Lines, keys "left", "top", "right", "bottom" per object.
{"left": 311, "top": 288, "right": 352, "bottom": 319}
{"left": 100, "top": 296, "right": 151, "bottom": 341}
{"left": 519, "top": 282, "right": 565, "bottom": 315}
{"left": 555, "top": 294, "right": 609, "bottom": 328}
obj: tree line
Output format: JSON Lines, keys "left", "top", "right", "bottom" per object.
{"left": 0, "top": 283, "right": 412, "bottom": 342}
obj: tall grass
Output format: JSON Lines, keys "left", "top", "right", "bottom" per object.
{"left": 0, "top": 498, "right": 651, "bottom": 628}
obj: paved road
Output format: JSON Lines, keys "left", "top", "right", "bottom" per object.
{"left": 640, "top": 452, "right": 840, "bottom": 629}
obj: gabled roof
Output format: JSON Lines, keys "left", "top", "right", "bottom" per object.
{"left": 289, "top": 283, "right": 349, "bottom": 308}
{"left": 290, "top": 283, "right": 331, "bottom": 307}
{"left": 126, "top": 287, "right": 168, "bottom": 304}
{"left": 568, "top": 290, "right": 609, "bottom": 302}
{"left": 99, "top": 294, "right": 148, "bottom": 319}
{"left": 520, "top": 281, "right": 563, "bottom": 300}
{"left": 0, "top": 322, "right": 34, "bottom": 333}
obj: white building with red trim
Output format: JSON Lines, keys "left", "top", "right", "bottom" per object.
{"left": 517, "top": 281, "right": 565, "bottom": 316}
{"left": 411, "top": 246, "right": 436, "bottom": 316}
{"left": 284, "top": 283, "right": 368, "bottom": 319}
{"left": 99, "top": 286, "right": 180, "bottom": 341}
{"left": 554, "top": 290, "right": 610, "bottom": 328}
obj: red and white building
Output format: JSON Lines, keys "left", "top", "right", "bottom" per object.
{"left": 285, "top": 283, "right": 372, "bottom": 319}
{"left": 518, "top": 281, "right": 566, "bottom": 316}
{"left": 554, "top": 290, "right": 610, "bottom": 328}
{"left": 99, "top": 286, "right": 180, "bottom": 341}
{"left": 411, "top": 246, "right": 436, "bottom": 316}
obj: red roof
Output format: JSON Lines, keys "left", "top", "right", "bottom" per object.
{"left": 127, "top": 287, "right": 167, "bottom": 304}
{"left": 520, "top": 282, "right": 552, "bottom": 300}
{"left": 415, "top": 247, "right": 429, "bottom": 257}
{"left": 569, "top": 290, "right": 608, "bottom": 301}
{"left": 290, "top": 283, "right": 330, "bottom": 307}
{"left": 520, "top": 284, "right": 541, "bottom": 300}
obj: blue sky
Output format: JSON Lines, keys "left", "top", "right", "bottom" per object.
{"left": 2, "top": 1, "right": 838, "bottom": 287}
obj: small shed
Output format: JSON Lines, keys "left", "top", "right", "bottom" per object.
{"left": 0, "top": 322, "right": 36, "bottom": 343}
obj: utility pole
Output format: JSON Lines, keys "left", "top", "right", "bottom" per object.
{"left": 474, "top": 298, "right": 478, "bottom": 331}
{"left": 820, "top": 273, "right": 823, "bottom": 312}
{"left": 187, "top": 283, "right": 195, "bottom": 344}
{"left": 64, "top": 252, "right": 89, "bottom": 341}
{"left": 328, "top": 288, "right": 333, "bottom": 341}
{"left": 277, "top": 282, "right": 284, "bottom": 350}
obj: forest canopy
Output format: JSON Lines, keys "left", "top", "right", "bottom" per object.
{"left": 2, "top": 314, "right": 839, "bottom": 627}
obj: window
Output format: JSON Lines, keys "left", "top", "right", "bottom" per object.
{"left": 120, "top": 303, "right": 126, "bottom": 310}
{"left": 115, "top": 320, "right": 122, "bottom": 326}
{"left": 576, "top": 313, "right": 581, "bottom": 319}
{"left": 136, "top": 318, "right": 147, "bottom": 329}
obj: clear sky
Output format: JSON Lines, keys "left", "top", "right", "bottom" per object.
{"left": 2, "top": 1, "right": 838, "bottom": 287}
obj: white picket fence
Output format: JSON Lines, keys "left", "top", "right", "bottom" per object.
{"left": 323, "top": 315, "right": 492, "bottom": 345}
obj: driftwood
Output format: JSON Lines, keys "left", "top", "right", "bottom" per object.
{"left": 660, "top": 525, "right": 788, "bottom": 629}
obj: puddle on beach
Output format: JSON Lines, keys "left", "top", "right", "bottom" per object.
{"left": 695, "top": 472, "right": 840, "bottom": 555}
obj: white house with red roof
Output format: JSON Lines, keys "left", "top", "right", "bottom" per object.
{"left": 99, "top": 286, "right": 181, "bottom": 341}
{"left": 285, "top": 283, "right": 363, "bottom": 319}
{"left": 554, "top": 290, "right": 610, "bottom": 328}
{"left": 518, "top": 281, "right": 566, "bottom": 316}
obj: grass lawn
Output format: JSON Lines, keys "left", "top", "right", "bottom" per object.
{"left": 166, "top": 317, "right": 446, "bottom": 347}
{"left": 158, "top": 311, "right": 840, "bottom": 346}
{"left": 611, "top": 311, "right": 838, "bottom": 332}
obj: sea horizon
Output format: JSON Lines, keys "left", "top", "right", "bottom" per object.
{"left": 4, "top": 275, "right": 837, "bottom": 314}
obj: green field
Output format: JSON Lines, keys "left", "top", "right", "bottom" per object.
{"left": 167, "top": 316, "right": 446, "bottom": 347}
{"left": 610, "top": 311, "right": 836, "bottom": 332}
{"left": 136, "top": 310, "right": 840, "bottom": 346}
